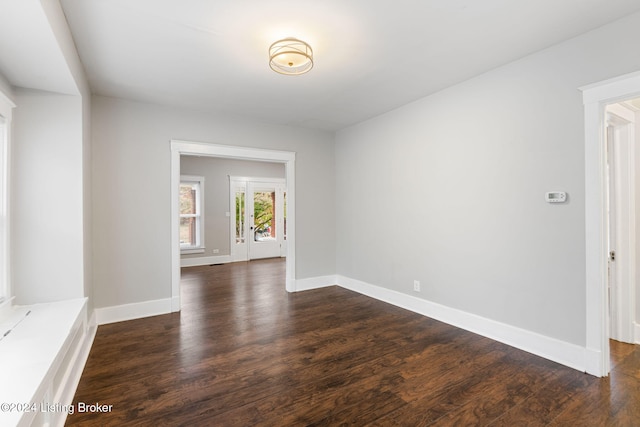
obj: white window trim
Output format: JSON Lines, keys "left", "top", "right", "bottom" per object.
{"left": 179, "top": 175, "right": 205, "bottom": 254}
{"left": 0, "top": 89, "right": 15, "bottom": 315}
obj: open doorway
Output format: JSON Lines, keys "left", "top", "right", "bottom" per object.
{"left": 170, "top": 140, "right": 297, "bottom": 313}
{"left": 605, "top": 101, "right": 638, "bottom": 345}
{"left": 178, "top": 157, "right": 285, "bottom": 266}
{"left": 582, "top": 72, "right": 640, "bottom": 377}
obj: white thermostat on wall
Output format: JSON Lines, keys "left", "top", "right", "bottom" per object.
{"left": 545, "top": 191, "right": 567, "bottom": 203}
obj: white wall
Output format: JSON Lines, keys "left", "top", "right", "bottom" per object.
{"left": 5, "top": 0, "right": 92, "bottom": 307}
{"left": 82, "top": 85, "right": 92, "bottom": 310}
{"left": 180, "top": 156, "right": 285, "bottom": 259}
{"left": 92, "top": 96, "right": 335, "bottom": 309}
{"left": 40, "top": 0, "right": 94, "bottom": 310}
{"left": 335, "top": 11, "right": 640, "bottom": 347}
{"left": 0, "top": 73, "right": 13, "bottom": 101}
{"left": 11, "top": 90, "right": 85, "bottom": 304}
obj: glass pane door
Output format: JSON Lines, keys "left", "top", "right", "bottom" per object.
{"left": 248, "top": 182, "right": 284, "bottom": 260}
{"left": 253, "top": 190, "right": 276, "bottom": 242}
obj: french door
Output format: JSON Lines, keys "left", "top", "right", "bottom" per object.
{"left": 230, "top": 177, "right": 286, "bottom": 261}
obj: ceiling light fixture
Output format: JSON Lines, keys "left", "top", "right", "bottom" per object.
{"left": 269, "top": 38, "right": 313, "bottom": 75}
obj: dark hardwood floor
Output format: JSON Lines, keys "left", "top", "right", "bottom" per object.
{"left": 67, "top": 259, "right": 640, "bottom": 426}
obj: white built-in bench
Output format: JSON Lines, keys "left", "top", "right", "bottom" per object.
{"left": 0, "top": 299, "right": 94, "bottom": 427}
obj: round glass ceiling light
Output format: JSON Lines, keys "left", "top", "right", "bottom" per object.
{"left": 269, "top": 38, "right": 313, "bottom": 75}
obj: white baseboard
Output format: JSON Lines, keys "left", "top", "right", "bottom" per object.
{"left": 95, "top": 298, "right": 172, "bottom": 325}
{"left": 295, "top": 275, "right": 337, "bottom": 292}
{"left": 635, "top": 322, "right": 640, "bottom": 344}
{"left": 90, "top": 272, "right": 604, "bottom": 374}
{"left": 171, "top": 295, "right": 180, "bottom": 313}
{"left": 583, "top": 347, "right": 604, "bottom": 376}
{"left": 181, "top": 255, "right": 231, "bottom": 267}
{"left": 336, "top": 275, "right": 588, "bottom": 373}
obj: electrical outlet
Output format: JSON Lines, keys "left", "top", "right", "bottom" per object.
{"left": 213, "top": 249, "right": 219, "bottom": 254}
{"left": 413, "top": 280, "right": 421, "bottom": 292}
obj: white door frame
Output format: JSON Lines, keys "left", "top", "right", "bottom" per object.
{"left": 605, "top": 104, "right": 636, "bottom": 344}
{"left": 582, "top": 70, "right": 640, "bottom": 376}
{"left": 170, "top": 140, "right": 296, "bottom": 312}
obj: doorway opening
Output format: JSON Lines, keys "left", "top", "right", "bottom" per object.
{"left": 582, "top": 71, "right": 640, "bottom": 377}
{"left": 605, "top": 101, "right": 637, "bottom": 346}
{"left": 170, "top": 140, "right": 296, "bottom": 313}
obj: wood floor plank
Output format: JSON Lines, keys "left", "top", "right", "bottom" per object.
{"left": 488, "top": 369, "right": 594, "bottom": 426}
{"left": 66, "top": 259, "right": 640, "bottom": 426}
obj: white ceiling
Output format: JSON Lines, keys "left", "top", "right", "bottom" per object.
{"left": 7, "top": 0, "right": 640, "bottom": 131}
{"left": 0, "top": 0, "right": 78, "bottom": 95}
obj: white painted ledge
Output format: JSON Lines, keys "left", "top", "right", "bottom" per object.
{"left": 0, "top": 298, "right": 93, "bottom": 427}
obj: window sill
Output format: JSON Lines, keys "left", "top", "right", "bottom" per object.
{"left": 181, "top": 247, "right": 205, "bottom": 255}
{"left": 0, "top": 296, "right": 15, "bottom": 324}
{"left": 0, "top": 298, "right": 90, "bottom": 427}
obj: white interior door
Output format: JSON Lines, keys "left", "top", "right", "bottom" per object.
{"left": 248, "top": 181, "right": 285, "bottom": 260}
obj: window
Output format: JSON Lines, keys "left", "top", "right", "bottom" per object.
{"left": 0, "top": 89, "right": 14, "bottom": 313}
{"left": 179, "top": 175, "right": 205, "bottom": 254}
{"left": 0, "top": 112, "right": 10, "bottom": 306}
{"left": 235, "top": 189, "right": 245, "bottom": 244}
